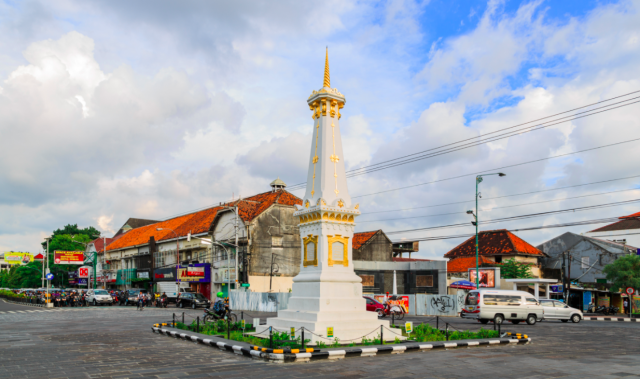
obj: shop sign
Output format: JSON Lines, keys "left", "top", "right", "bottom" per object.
{"left": 138, "top": 271, "right": 150, "bottom": 279}
{"left": 78, "top": 267, "right": 90, "bottom": 278}
{"left": 54, "top": 251, "right": 84, "bottom": 265}
{"left": 4, "top": 252, "right": 34, "bottom": 265}
{"left": 177, "top": 263, "right": 210, "bottom": 283}
{"left": 79, "top": 278, "right": 88, "bottom": 285}
{"left": 154, "top": 267, "right": 177, "bottom": 282}
{"left": 68, "top": 271, "right": 78, "bottom": 284}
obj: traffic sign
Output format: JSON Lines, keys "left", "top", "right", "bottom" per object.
{"left": 78, "top": 267, "right": 89, "bottom": 278}
{"left": 405, "top": 321, "right": 413, "bottom": 334}
{"left": 626, "top": 287, "right": 635, "bottom": 295}
{"left": 46, "top": 273, "right": 54, "bottom": 280}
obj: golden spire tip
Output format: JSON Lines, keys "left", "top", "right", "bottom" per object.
{"left": 323, "top": 47, "right": 330, "bottom": 88}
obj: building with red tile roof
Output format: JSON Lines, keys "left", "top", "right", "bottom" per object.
{"left": 447, "top": 256, "right": 495, "bottom": 273}
{"left": 586, "top": 210, "right": 640, "bottom": 249}
{"left": 352, "top": 230, "right": 394, "bottom": 262}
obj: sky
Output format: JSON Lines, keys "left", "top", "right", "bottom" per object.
{"left": 2, "top": 0, "right": 640, "bottom": 259}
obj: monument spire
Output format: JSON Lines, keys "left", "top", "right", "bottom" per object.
{"left": 323, "top": 47, "right": 330, "bottom": 88}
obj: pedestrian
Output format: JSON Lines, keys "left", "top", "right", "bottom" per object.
{"left": 624, "top": 298, "right": 629, "bottom": 314}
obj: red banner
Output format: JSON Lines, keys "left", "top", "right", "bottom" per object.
{"left": 54, "top": 251, "right": 84, "bottom": 265}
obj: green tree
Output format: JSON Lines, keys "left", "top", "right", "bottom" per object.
{"left": 500, "top": 258, "right": 534, "bottom": 279}
{"left": 0, "top": 262, "right": 42, "bottom": 288}
{"left": 603, "top": 254, "right": 640, "bottom": 313}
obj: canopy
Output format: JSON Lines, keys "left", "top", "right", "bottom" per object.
{"left": 450, "top": 280, "right": 476, "bottom": 290}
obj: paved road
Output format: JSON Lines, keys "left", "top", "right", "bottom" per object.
{"left": 1, "top": 300, "right": 639, "bottom": 379}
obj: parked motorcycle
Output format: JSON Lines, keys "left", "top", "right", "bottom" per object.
{"left": 607, "top": 306, "right": 620, "bottom": 315}
{"left": 156, "top": 297, "right": 168, "bottom": 308}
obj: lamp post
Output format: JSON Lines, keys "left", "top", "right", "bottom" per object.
{"left": 467, "top": 173, "right": 506, "bottom": 289}
{"left": 199, "top": 237, "right": 235, "bottom": 298}
{"left": 157, "top": 228, "right": 180, "bottom": 294}
{"left": 44, "top": 237, "right": 52, "bottom": 307}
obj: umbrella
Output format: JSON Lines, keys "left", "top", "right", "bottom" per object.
{"left": 450, "top": 280, "right": 477, "bottom": 290}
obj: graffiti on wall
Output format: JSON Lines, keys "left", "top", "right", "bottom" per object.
{"left": 425, "top": 295, "right": 458, "bottom": 316}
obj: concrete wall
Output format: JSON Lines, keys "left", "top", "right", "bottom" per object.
{"left": 229, "top": 291, "right": 292, "bottom": 312}
{"left": 247, "top": 204, "right": 301, "bottom": 286}
{"left": 354, "top": 260, "right": 447, "bottom": 295}
{"left": 353, "top": 232, "right": 393, "bottom": 261}
{"left": 247, "top": 275, "right": 294, "bottom": 293}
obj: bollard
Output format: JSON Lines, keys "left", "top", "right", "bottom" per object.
{"left": 197, "top": 316, "right": 200, "bottom": 333}
{"left": 381, "top": 325, "right": 384, "bottom": 345}
{"left": 269, "top": 326, "right": 273, "bottom": 349}
{"left": 302, "top": 327, "right": 305, "bottom": 350}
{"left": 173, "top": 313, "right": 175, "bottom": 327}
{"left": 493, "top": 320, "right": 496, "bottom": 331}
{"left": 182, "top": 312, "right": 184, "bottom": 324}
{"left": 445, "top": 323, "right": 449, "bottom": 341}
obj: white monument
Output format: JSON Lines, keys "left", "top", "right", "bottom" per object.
{"left": 266, "top": 49, "right": 392, "bottom": 343}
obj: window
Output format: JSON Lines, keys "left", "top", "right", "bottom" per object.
{"left": 416, "top": 275, "right": 433, "bottom": 287}
{"left": 581, "top": 257, "right": 590, "bottom": 269}
{"left": 525, "top": 297, "right": 538, "bottom": 305}
{"left": 360, "top": 275, "right": 375, "bottom": 287}
{"left": 465, "top": 292, "right": 479, "bottom": 305}
{"left": 483, "top": 295, "right": 522, "bottom": 306}
{"left": 540, "top": 300, "right": 553, "bottom": 307}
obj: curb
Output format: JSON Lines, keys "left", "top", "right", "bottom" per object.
{"left": 1, "top": 300, "right": 45, "bottom": 308}
{"left": 584, "top": 317, "right": 638, "bottom": 322}
{"left": 151, "top": 327, "right": 531, "bottom": 363}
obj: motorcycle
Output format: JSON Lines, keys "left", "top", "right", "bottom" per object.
{"left": 607, "top": 306, "right": 620, "bottom": 315}
{"left": 156, "top": 297, "right": 168, "bottom": 308}
{"left": 380, "top": 302, "right": 405, "bottom": 320}
{"left": 203, "top": 300, "right": 237, "bottom": 323}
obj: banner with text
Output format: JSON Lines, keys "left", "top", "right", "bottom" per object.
{"left": 4, "top": 252, "right": 34, "bottom": 265}
{"left": 54, "top": 251, "right": 85, "bottom": 265}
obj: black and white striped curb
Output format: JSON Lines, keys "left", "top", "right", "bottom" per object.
{"left": 152, "top": 327, "right": 531, "bottom": 363}
{"left": 584, "top": 316, "right": 638, "bottom": 322}
{"left": 1, "top": 300, "right": 45, "bottom": 308}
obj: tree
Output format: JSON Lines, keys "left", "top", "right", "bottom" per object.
{"left": 500, "top": 258, "right": 534, "bottom": 279}
{"left": 603, "top": 254, "right": 640, "bottom": 313}
{"left": 0, "top": 262, "right": 42, "bottom": 288}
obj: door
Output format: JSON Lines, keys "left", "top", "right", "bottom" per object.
{"left": 539, "top": 299, "right": 556, "bottom": 318}
{"left": 554, "top": 301, "right": 571, "bottom": 318}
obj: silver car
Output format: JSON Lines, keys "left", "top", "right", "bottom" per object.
{"left": 539, "top": 299, "right": 582, "bottom": 323}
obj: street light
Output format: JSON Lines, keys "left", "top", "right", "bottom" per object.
{"left": 199, "top": 237, "right": 235, "bottom": 298}
{"left": 468, "top": 173, "right": 506, "bottom": 289}
{"left": 157, "top": 227, "right": 180, "bottom": 294}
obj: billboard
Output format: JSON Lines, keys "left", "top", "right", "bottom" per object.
{"left": 4, "top": 252, "right": 34, "bottom": 265}
{"left": 177, "top": 263, "right": 210, "bottom": 283}
{"left": 468, "top": 268, "right": 496, "bottom": 288}
{"left": 54, "top": 251, "right": 84, "bottom": 265}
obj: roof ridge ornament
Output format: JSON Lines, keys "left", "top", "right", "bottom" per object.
{"left": 323, "top": 47, "right": 330, "bottom": 88}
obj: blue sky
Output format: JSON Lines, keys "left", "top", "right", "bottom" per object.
{"left": 1, "top": 0, "right": 640, "bottom": 258}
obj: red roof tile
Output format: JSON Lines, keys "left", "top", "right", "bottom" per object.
{"left": 620, "top": 211, "right": 640, "bottom": 219}
{"left": 447, "top": 256, "right": 496, "bottom": 272}
{"left": 106, "top": 189, "right": 302, "bottom": 251}
{"left": 353, "top": 231, "right": 379, "bottom": 250}
{"left": 589, "top": 218, "right": 640, "bottom": 233}
{"left": 443, "top": 229, "right": 545, "bottom": 258}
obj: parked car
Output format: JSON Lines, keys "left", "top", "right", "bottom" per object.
{"left": 176, "top": 292, "right": 210, "bottom": 309}
{"left": 363, "top": 296, "right": 385, "bottom": 317}
{"left": 86, "top": 289, "right": 114, "bottom": 306}
{"left": 461, "top": 289, "right": 544, "bottom": 325}
{"left": 539, "top": 299, "right": 582, "bottom": 323}
{"left": 125, "top": 289, "right": 147, "bottom": 306}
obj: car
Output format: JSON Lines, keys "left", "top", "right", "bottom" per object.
{"left": 539, "top": 299, "right": 582, "bottom": 323}
{"left": 363, "top": 296, "right": 385, "bottom": 317}
{"left": 125, "top": 288, "right": 148, "bottom": 306}
{"left": 86, "top": 289, "right": 114, "bottom": 306}
{"left": 176, "top": 292, "right": 210, "bottom": 309}
{"left": 461, "top": 289, "right": 544, "bottom": 325}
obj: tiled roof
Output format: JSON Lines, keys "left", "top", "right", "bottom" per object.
{"left": 91, "top": 235, "right": 122, "bottom": 253}
{"left": 443, "top": 229, "right": 545, "bottom": 258}
{"left": 106, "top": 189, "right": 301, "bottom": 251}
{"left": 392, "top": 257, "right": 431, "bottom": 262}
{"left": 620, "top": 211, "right": 640, "bottom": 219}
{"left": 115, "top": 218, "right": 160, "bottom": 236}
{"left": 589, "top": 218, "right": 640, "bottom": 232}
{"left": 353, "top": 231, "right": 379, "bottom": 250}
{"left": 447, "top": 256, "right": 496, "bottom": 272}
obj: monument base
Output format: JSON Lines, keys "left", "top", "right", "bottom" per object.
{"left": 265, "top": 280, "right": 402, "bottom": 344}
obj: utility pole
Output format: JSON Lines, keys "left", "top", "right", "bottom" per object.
{"left": 41, "top": 248, "right": 45, "bottom": 288}
{"left": 235, "top": 204, "right": 239, "bottom": 290}
{"left": 562, "top": 251, "right": 567, "bottom": 302}
{"left": 567, "top": 253, "right": 572, "bottom": 306}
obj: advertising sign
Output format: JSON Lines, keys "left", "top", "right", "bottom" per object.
{"left": 374, "top": 295, "right": 410, "bottom": 313}
{"left": 468, "top": 268, "right": 496, "bottom": 288}
{"left": 78, "top": 267, "right": 90, "bottom": 278}
{"left": 327, "top": 327, "right": 334, "bottom": 338}
{"left": 54, "top": 251, "right": 84, "bottom": 265}
{"left": 137, "top": 271, "right": 150, "bottom": 279}
{"left": 154, "top": 267, "right": 176, "bottom": 282}
{"left": 405, "top": 322, "right": 413, "bottom": 334}
{"left": 177, "top": 263, "right": 211, "bottom": 283}
{"left": 68, "top": 271, "right": 78, "bottom": 285}
{"left": 78, "top": 278, "right": 88, "bottom": 285}
{"left": 4, "top": 252, "right": 34, "bottom": 265}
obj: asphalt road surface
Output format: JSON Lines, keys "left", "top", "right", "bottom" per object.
{"left": 1, "top": 300, "right": 639, "bottom": 379}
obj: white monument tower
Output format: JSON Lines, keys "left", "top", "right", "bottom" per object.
{"left": 266, "top": 49, "right": 390, "bottom": 343}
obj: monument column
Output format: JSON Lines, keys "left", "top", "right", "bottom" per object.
{"left": 266, "top": 49, "right": 391, "bottom": 343}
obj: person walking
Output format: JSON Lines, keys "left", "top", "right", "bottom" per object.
{"left": 624, "top": 298, "right": 630, "bottom": 314}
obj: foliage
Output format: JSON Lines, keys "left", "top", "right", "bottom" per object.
{"left": 0, "top": 289, "right": 25, "bottom": 298}
{"left": 407, "top": 323, "right": 498, "bottom": 342}
{"left": 603, "top": 254, "right": 640, "bottom": 313}
{"left": 500, "top": 258, "right": 534, "bottom": 279}
{"left": 0, "top": 262, "right": 43, "bottom": 288}
{"left": 315, "top": 341, "right": 327, "bottom": 348}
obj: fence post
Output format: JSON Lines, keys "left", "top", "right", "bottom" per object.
{"left": 173, "top": 313, "right": 175, "bottom": 327}
{"left": 227, "top": 315, "right": 230, "bottom": 340}
{"left": 381, "top": 325, "right": 384, "bottom": 345}
{"left": 302, "top": 327, "right": 305, "bottom": 350}
{"left": 498, "top": 322, "right": 501, "bottom": 336}
{"left": 493, "top": 320, "right": 496, "bottom": 331}
{"left": 392, "top": 312, "right": 395, "bottom": 326}
{"left": 446, "top": 323, "right": 449, "bottom": 341}
{"left": 436, "top": 316, "right": 439, "bottom": 330}
{"left": 197, "top": 316, "right": 200, "bottom": 333}
{"left": 241, "top": 311, "right": 243, "bottom": 322}
{"left": 182, "top": 312, "right": 184, "bottom": 324}
{"left": 269, "top": 326, "right": 273, "bottom": 349}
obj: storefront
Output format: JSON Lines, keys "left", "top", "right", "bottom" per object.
{"left": 178, "top": 263, "right": 211, "bottom": 300}
{"left": 153, "top": 267, "right": 177, "bottom": 294}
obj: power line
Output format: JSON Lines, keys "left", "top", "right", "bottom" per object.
{"left": 287, "top": 90, "right": 640, "bottom": 190}
{"left": 357, "top": 187, "right": 640, "bottom": 224}
{"left": 384, "top": 198, "right": 640, "bottom": 235}
{"left": 353, "top": 137, "right": 640, "bottom": 198}
{"left": 360, "top": 174, "right": 640, "bottom": 215}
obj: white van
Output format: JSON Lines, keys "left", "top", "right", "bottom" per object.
{"left": 461, "top": 289, "right": 544, "bottom": 325}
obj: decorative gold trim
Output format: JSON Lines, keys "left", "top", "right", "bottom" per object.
{"left": 323, "top": 47, "right": 330, "bottom": 88}
{"left": 310, "top": 119, "right": 320, "bottom": 198}
{"left": 305, "top": 200, "right": 310, "bottom": 208}
{"left": 338, "top": 199, "right": 344, "bottom": 208}
{"left": 321, "top": 99, "right": 327, "bottom": 116}
{"left": 303, "top": 234, "right": 318, "bottom": 267}
{"left": 327, "top": 234, "right": 349, "bottom": 267}
{"left": 354, "top": 204, "right": 359, "bottom": 210}
{"left": 330, "top": 100, "right": 337, "bottom": 118}
{"left": 331, "top": 122, "right": 339, "bottom": 194}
